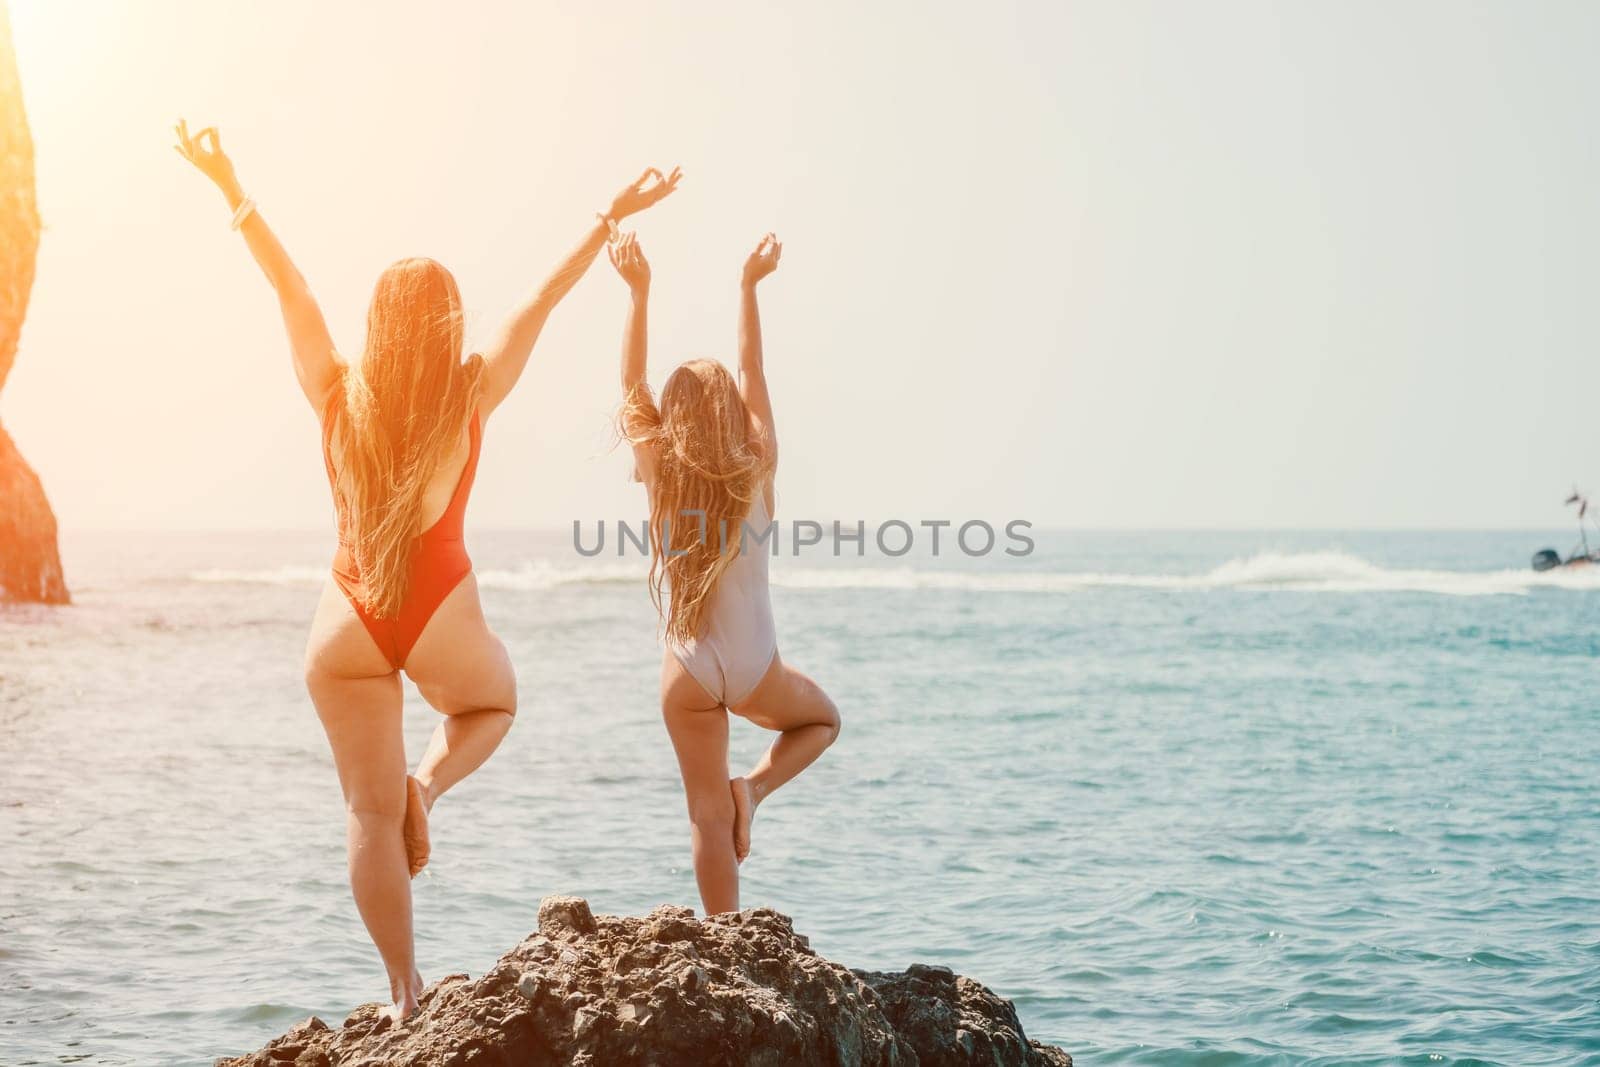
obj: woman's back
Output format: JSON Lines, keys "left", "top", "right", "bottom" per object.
{"left": 666, "top": 487, "right": 777, "bottom": 707}
{"left": 322, "top": 396, "right": 484, "bottom": 669}
{"left": 326, "top": 414, "right": 475, "bottom": 535}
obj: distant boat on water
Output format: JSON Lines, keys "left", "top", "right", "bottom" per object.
{"left": 1532, "top": 489, "right": 1600, "bottom": 571}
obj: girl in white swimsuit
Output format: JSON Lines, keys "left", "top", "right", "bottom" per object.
{"left": 668, "top": 489, "right": 777, "bottom": 706}
{"left": 609, "top": 230, "right": 841, "bottom": 915}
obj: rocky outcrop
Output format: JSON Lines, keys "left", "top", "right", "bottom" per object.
{"left": 0, "top": 0, "right": 68, "bottom": 605}
{"left": 0, "top": 0, "right": 37, "bottom": 399}
{"left": 0, "top": 422, "right": 66, "bottom": 602}
{"left": 219, "top": 896, "right": 1071, "bottom": 1067}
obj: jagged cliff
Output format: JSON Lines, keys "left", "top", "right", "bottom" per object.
{"left": 0, "top": 0, "right": 68, "bottom": 605}
{"left": 219, "top": 896, "right": 1072, "bottom": 1067}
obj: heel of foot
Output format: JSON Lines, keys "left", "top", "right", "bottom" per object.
{"left": 403, "top": 776, "right": 432, "bottom": 878}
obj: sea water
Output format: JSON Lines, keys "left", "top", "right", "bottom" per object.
{"left": 3, "top": 529, "right": 1598, "bottom": 1065}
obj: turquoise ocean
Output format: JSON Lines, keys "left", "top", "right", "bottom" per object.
{"left": 3, "top": 528, "right": 1598, "bottom": 1065}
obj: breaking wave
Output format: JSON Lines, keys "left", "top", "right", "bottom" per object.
{"left": 190, "top": 551, "right": 1600, "bottom": 597}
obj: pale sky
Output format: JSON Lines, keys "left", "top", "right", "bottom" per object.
{"left": 5, "top": 0, "right": 1599, "bottom": 531}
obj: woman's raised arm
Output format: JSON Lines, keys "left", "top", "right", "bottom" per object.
{"left": 738, "top": 233, "right": 782, "bottom": 462}
{"left": 478, "top": 166, "right": 681, "bottom": 418}
{"left": 174, "top": 120, "right": 340, "bottom": 413}
{"left": 606, "top": 231, "right": 659, "bottom": 483}
{"left": 608, "top": 232, "right": 652, "bottom": 395}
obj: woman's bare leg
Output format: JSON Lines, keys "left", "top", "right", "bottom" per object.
{"left": 728, "top": 652, "right": 841, "bottom": 861}
{"left": 403, "top": 576, "right": 518, "bottom": 874}
{"left": 661, "top": 654, "right": 740, "bottom": 914}
{"left": 304, "top": 582, "right": 422, "bottom": 1020}
{"left": 413, "top": 710, "right": 515, "bottom": 804}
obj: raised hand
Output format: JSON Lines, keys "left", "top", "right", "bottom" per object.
{"left": 607, "top": 232, "right": 651, "bottom": 293}
{"left": 741, "top": 233, "right": 782, "bottom": 289}
{"left": 608, "top": 166, "right": 683, "bottom": 222}
{"left": 173, "top": 118, "right": 239, "bottom": 194}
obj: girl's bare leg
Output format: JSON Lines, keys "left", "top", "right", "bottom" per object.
{"left": 305, "top": 583, "right": 422, "bottom": 1021}
{"left": 404, "top": 578, "right": 518, "bottom": 875}
{"left": 660, "top": 654, "right": 741, "bottom": 914}
{"left": 728, "top": 652, "right": 841, "bottom": 861}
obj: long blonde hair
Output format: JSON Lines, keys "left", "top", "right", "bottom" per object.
{"left": 328, "top": 257, "right": 483, "bottom": 618}
{"left": 622, "top": 359, "right": 772, "bottom": 644}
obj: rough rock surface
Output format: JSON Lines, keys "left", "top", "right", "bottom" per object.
{"left": 0, "top": 1, "right": 68, "bottom": 606}
{"left": 219, "top": 896, "right": 1071, "bottom": 1067}
{"left": 0, "top": 421, "right": 67, "bottom": 603}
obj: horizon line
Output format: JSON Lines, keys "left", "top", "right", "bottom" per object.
{"left": 54, "top": 524, "right": 1585, "bottom": 536}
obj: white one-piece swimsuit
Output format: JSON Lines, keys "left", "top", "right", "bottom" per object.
{"left": 668, "top": 490, "right": 778, "bottom": 707}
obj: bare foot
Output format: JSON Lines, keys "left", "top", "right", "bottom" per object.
{"left": 381, "top": 970, "right": 423, "bottom": 1026}
{"left": 404, "top": 776, "right": 431, "bottom": 877}
{"left": 730, "top": 777, "right": 756, "bottom": 863}
{"left": 379, "top": 992, "right": 417, "bottom": 1027}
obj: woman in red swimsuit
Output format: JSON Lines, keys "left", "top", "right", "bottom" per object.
{"left": 176, "top": 120, "right": 680, "bottom": 1021}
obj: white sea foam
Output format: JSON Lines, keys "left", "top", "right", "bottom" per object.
{"left": 188, "top": 565, "right": 328, "bottom": 587}
{"left": 764, "top": 552, "right": 1600, "bottom": 596}
{"left": 188, "top": 550, "right": 1600, "bottom": 597}
{"left": 1171, "top": 550, "right": 1600, "bottom": 596}
{"left": 474, "top": 560, "right": 645, "bottom": 590}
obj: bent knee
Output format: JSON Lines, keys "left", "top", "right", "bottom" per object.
{"left": 814, "top": 693, "right": 841, "bottom": 744}
{"left": 477, "top": 707, "right": 518, "bottom": 736}
{"left": 459, "top": 701, "right": 517, "bottom": 726}
{"left": 473, "top": 665, "right": 518, "bottom": 720}
{"left": 419, "top": 683, "right": 517, "bottom": 721}
{"left": 420, "top": 670, "right": 517, "bottom": 720}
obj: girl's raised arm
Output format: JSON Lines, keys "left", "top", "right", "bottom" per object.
{"left": 478, "top": 166, "right": 681, "bottom": 418}
{"left": 606, "top": 231, "right": 658, "bottom": 483}
{"left": 738, "top": 233, "right": 782, "bottom": 463}
{"left": 174, "top": 120, "right": 340, "bottom": 413}
{"left": 609, "top": 232, "right": 651, "bottom": 395}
